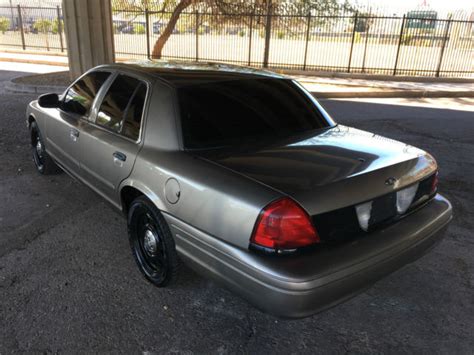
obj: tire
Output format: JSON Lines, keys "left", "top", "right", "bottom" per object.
{"left": 128, "top": 196, "right": 180, "bottom": 287}
{"left": 30, "top": 121, "right": 61, "bottom": 175}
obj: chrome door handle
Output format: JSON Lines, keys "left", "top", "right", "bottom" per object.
{"left": 70, "top": 128, "right": 79, "bottom": 141}
{"left": 113, "top": 151, "right": 127, "bottom": 162}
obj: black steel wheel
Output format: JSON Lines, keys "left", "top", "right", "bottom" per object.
{"left": 30, "top": 121, "right": 61, "bottom": 175}
{"left": 128, "top": 196, "right": 180, "bottom": 287}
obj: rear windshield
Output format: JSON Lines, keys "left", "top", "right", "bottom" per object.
{"left": 177, "top": 78, "right": 334, "bottom": 149}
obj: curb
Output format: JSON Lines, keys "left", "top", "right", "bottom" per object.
{"left": 0, "top": 57, "right": 68, "bottom": 67}
{"left": 310, "top": 90, "right": 474, "bottom": 99}
{"left": 0, "top": 56, "right": 141, "bottom": 68}
{"left": 0, "top": 48, "right": 68, "bottom": 57}
{"left": 281, "top": 69, "right": 474, "bottom": 83}
{"left": 5, "top": 80, "right": 66, "bottom": 94}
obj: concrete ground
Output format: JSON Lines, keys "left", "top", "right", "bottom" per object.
{"left": 0, "top": 67, "right": 473, "bottom": 353}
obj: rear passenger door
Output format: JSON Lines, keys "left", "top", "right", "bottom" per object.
{"left": 78, "top": 73, "right": 149, "bottom": 207}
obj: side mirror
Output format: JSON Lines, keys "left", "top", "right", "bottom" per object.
{"left": 38, "top": 93, "right": 59, "bottom": 108}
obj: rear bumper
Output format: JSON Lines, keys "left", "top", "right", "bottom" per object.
{"left": 165, "top": 194, "right": 452, "bottom": 318}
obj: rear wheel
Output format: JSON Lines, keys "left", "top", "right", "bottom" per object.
{"left": 128, "top": 196, "right": 180, "bottom": 287}
{"left": 30, "top": 121, "right": 61, "bottom": 175}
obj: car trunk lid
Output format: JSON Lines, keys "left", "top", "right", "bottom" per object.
{"left": 196, "top": 125, "right": 437, "bottom": 216}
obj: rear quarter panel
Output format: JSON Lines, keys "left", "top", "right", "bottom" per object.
{"left": 122, "top": 149, "right": 282, "bottom": 249}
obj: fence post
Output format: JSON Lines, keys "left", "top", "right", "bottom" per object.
{"left": 361, "top": 20, "right": 370, "bottom": 73}
{"left": 393, "top": 14, "right": 406, "bottom": 76}
{"left": 347, "top": 12, "right": 358, "bottom": 73}
{"left": 435, "top": 18, "right": 452, "bottom": 77}
{"left": 9, "top": 1, "right": 14, "bottom": 28}
{"left": 56, "top": 5, "right": 64, "bottom": 52}
{"left": 195, "top": 11, "right": 199, "bottom": 62}
{"left": 303, "top": 12, "right": 311, "bottom": 71}
{"left": 17, "top": 5, "right": 26, "bottom": 50}
{"left": 263, "top": 1, "right": 272, "bottom": 68}
{"left": 247, "top": 11, "right": 254, "bottom": 66}
{"left": 145, "top": 8, "right": 150, "bottom": 59}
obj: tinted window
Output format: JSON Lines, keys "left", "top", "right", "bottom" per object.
{"left": 178, "top": 78, "right": 333, "bottom": 149}
{"left": 96, "top": 74, "right": 146, "bottom": 140}
{"left": 62, "top": 71, "right": 110, "bottom": 116}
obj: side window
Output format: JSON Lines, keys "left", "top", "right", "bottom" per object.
{"left": 121, "top": 84, "right": 146, "bottom": 140}
{"left": 96, "top": 74, "right": 146, "bottom": 141}
{"left": 62, "top": 71, "right": 110, "bottom": 116}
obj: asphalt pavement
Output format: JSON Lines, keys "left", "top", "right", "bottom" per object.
{"left": 0, "top": 68, "right": 473, "bottom": 353}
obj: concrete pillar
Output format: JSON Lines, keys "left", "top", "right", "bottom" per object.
{"left": 62, "top": 0, "right": 115, "bottom": 79}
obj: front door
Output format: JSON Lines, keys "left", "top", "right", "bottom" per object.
{"left": 45, "top": 108, "right": 82, "bottom": 176}
{"left": 78, "top": 73, "right": 148, "bottom": 207}
{"left": 45, "top": 71, "right": 111, "bottom": 177}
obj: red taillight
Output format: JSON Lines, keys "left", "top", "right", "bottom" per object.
{"left": 431, "top": 171, "right": 439, "bottom": 194}
{"left": 250, "top": 198, "right": 320, "bottom": 251}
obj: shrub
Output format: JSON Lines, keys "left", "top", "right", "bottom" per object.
{"left": 33, "top": 19, "right": 52, "bottom": 33}
{"left": 52, "top": 19, "right": 63, "bottom": 34}
{"left": 354, "top": 32, "right": 361, "bottom": 43}
{"left": 238, "top": 29, "right": 245, "bottom": 37}
{"left": 401, "top": 34, "right": 412, "bottom": 45}
{"left": 0, "top": 17, "right": 10, "bottom": 34}
{"left": 134, "top": 23, "right": 145, "bottom": 34}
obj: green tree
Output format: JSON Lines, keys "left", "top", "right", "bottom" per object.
{"left": 33, "top": 19, "right": 53, "bottom": 33}
{"left": 291, "top": 0, "right": 355, "bottom": 16}
{"left": 353, "top": 11, "right": 375, "bottom": 32}
{"left": 0, "top": 17, "right": 10, "bottom": 34}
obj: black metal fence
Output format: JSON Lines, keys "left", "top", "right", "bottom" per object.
{"left": 112, "top": 8, "right": 474, "bottom": 78}
{"left": 0, "top": 5, "right": 65, "bottom": 52}
{"left": 1, "top": 4, "right": 473, "bottom": 77}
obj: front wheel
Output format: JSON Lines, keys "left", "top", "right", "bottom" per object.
{"left": 30, "top": 121, "right": 61, "bottom": 175}
{"left": 128, "top": 196, "right": 180, "bottom": 287}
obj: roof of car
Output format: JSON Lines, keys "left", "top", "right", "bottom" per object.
{"left": 97, "top": 60, "right": 288, "bottom": 87}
